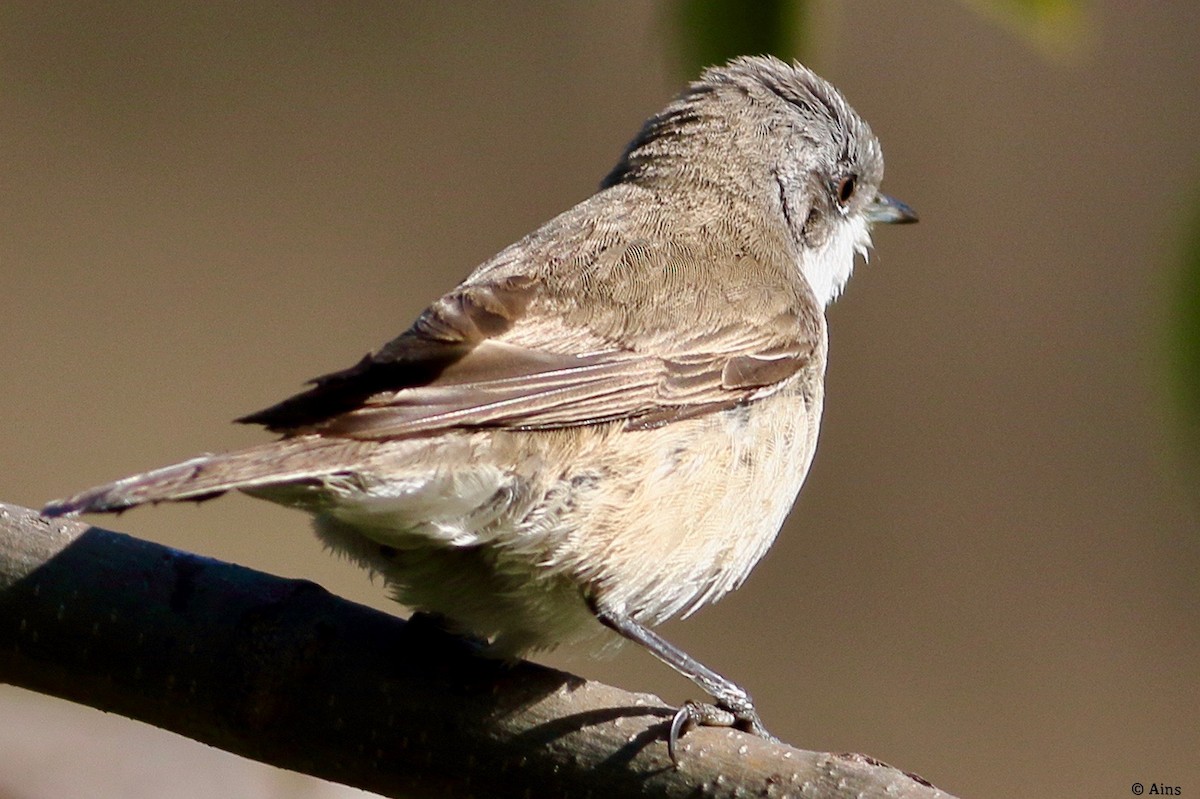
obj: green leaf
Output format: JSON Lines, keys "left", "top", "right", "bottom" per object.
{"left": 1168, "top": 190, "right": 1200, "bottom": 466}
{"left": 671, "top": 0, "right": 810, "bottom": 78}
{"left": 957, "top": 0, "right": 1091, "bottom": 59}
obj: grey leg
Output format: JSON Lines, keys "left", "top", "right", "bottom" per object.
{"left": 593, "top": 607, "right": 778, "bottom": 762}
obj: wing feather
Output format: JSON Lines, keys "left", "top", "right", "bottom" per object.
{"left": 238, "top": 235, "right": 823, "bottom": 440}
{"left": 277, "top": 330, "right": 815, "bottom": 439}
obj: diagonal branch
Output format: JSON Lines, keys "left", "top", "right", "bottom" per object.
{"left": 0, "top": 501, "right": 957, "bottom": 799}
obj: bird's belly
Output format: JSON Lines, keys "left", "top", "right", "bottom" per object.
{"left": 566, "top": 385, "right": 822, "bottom": 625}
{"left": 309, "top": 383, "right": 822, "bottom": 654}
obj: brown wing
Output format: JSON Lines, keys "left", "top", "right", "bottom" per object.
{"left": 237, "top": 275, "right": 539, "bottom": 431}
{"left": 241, "top": 282, "right": 817, "bottom": 441}
{"left": 239, "top": 224, "right": 822, "bottom": 439}
{"left": 316, "top": 340, "right": 812, "bottom": 439}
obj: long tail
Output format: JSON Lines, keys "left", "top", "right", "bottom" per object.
{"left": 42, "top": 436, "right": 364, "bottom": 517}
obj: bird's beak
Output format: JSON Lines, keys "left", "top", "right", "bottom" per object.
{"left": 867, "top": 193, "right": 919, "bottom": 225}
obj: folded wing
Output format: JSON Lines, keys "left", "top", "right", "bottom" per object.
{"left": 239, "top": 273, "right": 820, "bottom": 440}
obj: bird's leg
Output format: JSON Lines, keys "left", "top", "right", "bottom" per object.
{"left": 593, "top": 607, "right": 778, "bottom": 762}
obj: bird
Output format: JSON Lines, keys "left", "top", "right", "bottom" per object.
{"left": 44, "top": 55, "right": 917, "bottom": 758}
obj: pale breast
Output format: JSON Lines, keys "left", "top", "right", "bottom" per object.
{"left": 304, "top": 372, "right": 824, "bottom": 654}
{"left": 555, "top": 375, "right": 824, "bottom": 626}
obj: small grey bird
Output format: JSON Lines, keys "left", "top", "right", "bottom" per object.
{"left": 45, "top": 55, "right": 916, "bottom": 755}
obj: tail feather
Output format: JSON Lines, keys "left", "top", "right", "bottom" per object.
{"left": 43, "top": 436, "right": 361, "bottom": 517}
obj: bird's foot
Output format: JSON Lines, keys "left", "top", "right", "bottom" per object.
{"left": 667, "top": 698, "right": 778, "bottom": 765}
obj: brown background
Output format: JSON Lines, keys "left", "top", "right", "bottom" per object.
{"left": 2, "top": 3, "right": 1198, "bottom": 798}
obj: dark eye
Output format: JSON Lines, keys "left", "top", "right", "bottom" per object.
{"left": 835, "top": 174, "right": 857, "bottom": 208}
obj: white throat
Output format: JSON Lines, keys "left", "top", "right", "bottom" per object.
{"left": 800, "top": 214, "right": 872, "bottom": 307}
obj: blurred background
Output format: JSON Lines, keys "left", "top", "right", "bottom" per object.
{"left": 2, "top": 2, "right": 1198, "bottom": 797}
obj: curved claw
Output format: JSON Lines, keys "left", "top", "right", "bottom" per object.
{"left": 666, "top": 701, "right": 739, "bottom": 766}
{"left": 667, "top": 706, "right": 689, "bottom": 764}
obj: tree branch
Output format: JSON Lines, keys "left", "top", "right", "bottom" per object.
{"left": 0, "top": 501, "right": 956, "bottom": 798}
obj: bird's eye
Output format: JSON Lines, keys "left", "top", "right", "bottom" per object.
{"left": 835, "top": 174, "right": 857, "bottom": 209}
